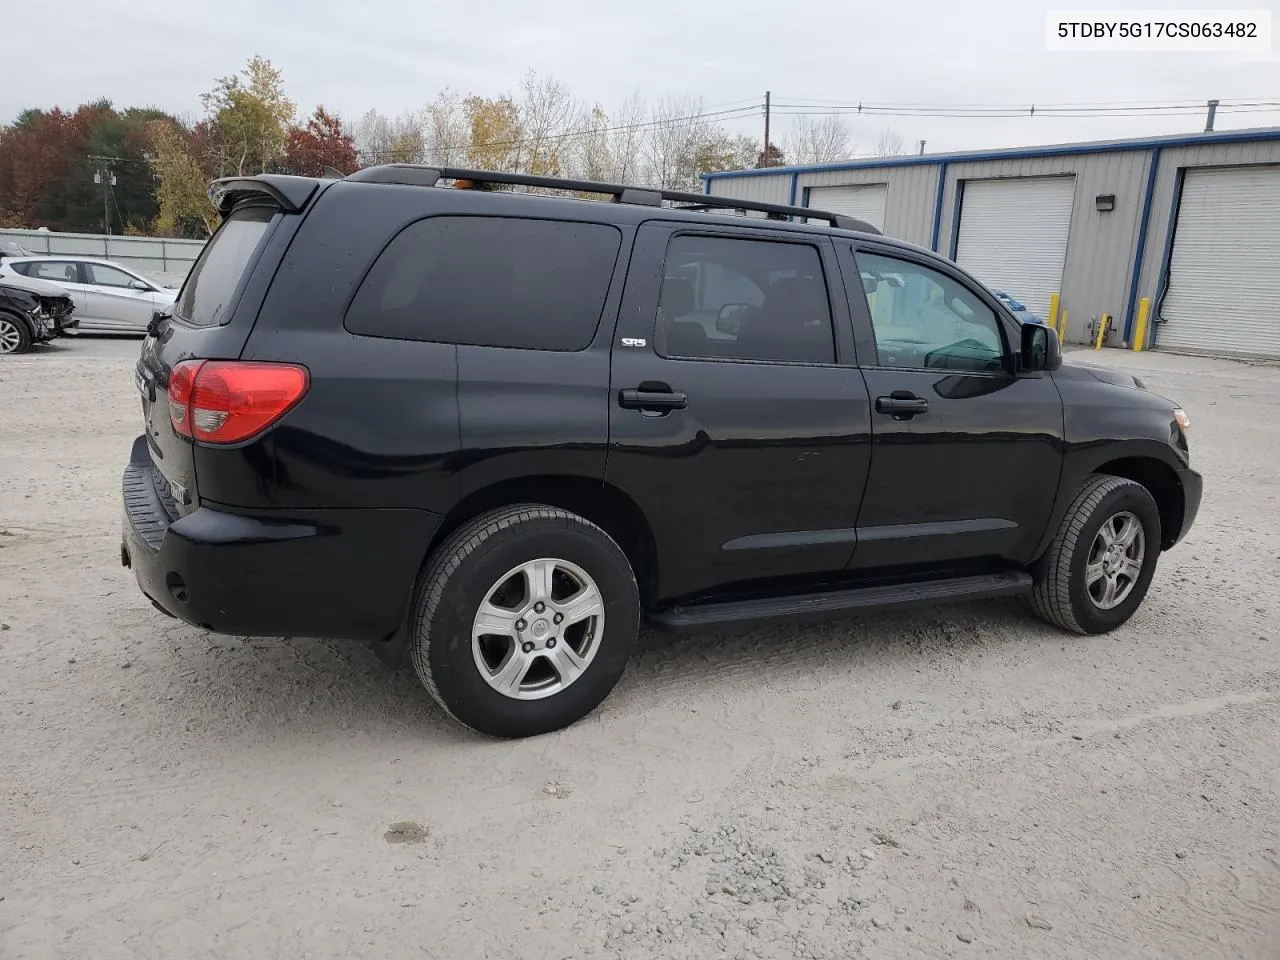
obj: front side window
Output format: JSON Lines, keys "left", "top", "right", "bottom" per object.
{"left": 345, "top": 216, "right": 622, "bottom": 351}
{"left": 85, "top": 263, "right": 139, "bottom": 288}
{"left": 855, "top": 251, "right": 1006, "bottom": 372}
{"left": 657, "top": 236, "right": 834, "bottom": 364}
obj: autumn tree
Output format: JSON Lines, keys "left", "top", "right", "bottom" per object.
{"left": 283, "top": 107, "right": 357, "bottom": 176}
{"left": 147, "top": 119, "right": 217, "bottom": 238}
{"left": 200, "top": 55, "right": 295, "bottom": 176}
{"left": 463, "top": 95, "right": 523, "bottom": 171}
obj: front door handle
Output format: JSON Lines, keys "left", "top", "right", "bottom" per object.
{"left": 619, "top": 386, "right": 688, "bottom": 412}
{"left": 875, "top": 393, "right": 929, "bottom": 416}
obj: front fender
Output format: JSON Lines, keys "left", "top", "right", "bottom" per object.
{"left": 1033, "top": 374, "right": 1191, "bottom": 559}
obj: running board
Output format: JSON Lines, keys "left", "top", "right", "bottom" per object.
{"left": 648, "top": 571, "right": 1033, "bottom": 633}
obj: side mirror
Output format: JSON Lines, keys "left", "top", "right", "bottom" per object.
{"left": 1020, "top": 321, "right": 1062, "bottom": 372}
{"left": 716, "top": 303, "right": 752, "bottom": 335}
{"left": 129, "top": 279, "right": 152, "bottom": 292}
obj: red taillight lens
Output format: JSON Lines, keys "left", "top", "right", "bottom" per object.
{"left": 167, "top": 360, "right": 309, "bottom": 444}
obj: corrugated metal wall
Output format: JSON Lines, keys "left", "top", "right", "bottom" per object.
{"left": 706, "top": 174, "right": 792, "bottom": 206}
{"left": 1136, "top": 140, "right": 1280, "bottom": 345}
{"left": 697, "top": 131, "right": 1280, "bottom": 353}
{"left": 798, "top": 166, "right": 939, "bottom": 248}
{"left": 937, "top": 152, "right": 1150, "bottom": 344}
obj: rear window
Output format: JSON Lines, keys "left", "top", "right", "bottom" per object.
{"left": 175, "top": 206, "right": 276, "bottom": 327}
{"left": 344, "top": 216, "right": 622, "bottom": 351}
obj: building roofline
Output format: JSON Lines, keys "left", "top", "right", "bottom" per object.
{"left": 702, "top": 125, "right": 1280, "bottom": 182}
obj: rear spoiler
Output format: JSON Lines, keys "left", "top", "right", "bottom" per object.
{"left": 208, "top": 175, "right": 321, "bottom": 216}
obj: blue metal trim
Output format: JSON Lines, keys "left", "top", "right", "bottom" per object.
{"left": 1122, "top": 147, "right": 1162, "bottom": 343}
{"left": 1150, "top": 166, "right": 1188, "bottom": 348}
{"left": 947, "top": 179, "right": 965, "bottom": 260}
{"left": 929, "top": 162, "right": 948, "bottom": 252}
{"left": 789, "top": 173, "right": 799, "bottom": 206}
{"left": 703, "top": 175, "right": 711, "bottom": 195}
{"left": 702, "top": 126, "right": 1280, "bottom": 182}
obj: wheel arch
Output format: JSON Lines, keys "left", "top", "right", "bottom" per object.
{"left": 425, "top": 475, "right": 659, "bottom": 609}
{"left": 1092, "top": 455, "right": 1185, "bottom": 549}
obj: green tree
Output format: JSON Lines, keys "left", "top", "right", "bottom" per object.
{"left": 147, "top": 120, "right": 217, "bottom": 238}
{"left": 200, "top": 55, "right": 295, "bottom": 176}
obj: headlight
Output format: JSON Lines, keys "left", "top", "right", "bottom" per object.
{"left": 1173, "top": 408, "right": 1190, "bottom": 433}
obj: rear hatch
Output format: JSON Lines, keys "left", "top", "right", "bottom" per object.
{"left": 135, "top": 195, "right": 304, "bottom": 518}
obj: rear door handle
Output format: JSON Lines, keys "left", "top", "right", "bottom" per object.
{"left": 619, "top": 387, "right": 688, "bottom": 411}
{"left": 875, "top": 394, "right": 929, "bottom": 416}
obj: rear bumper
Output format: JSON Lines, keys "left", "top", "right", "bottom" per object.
{"left": 1174, "top": 465, "right": 1202, "bottom": 545}
{"left": 122, "top": 435, "right": 441, "bottom": 641}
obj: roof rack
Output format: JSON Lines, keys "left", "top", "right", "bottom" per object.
{"left": 342, "top": 164, "right": 882, "bottom": 234}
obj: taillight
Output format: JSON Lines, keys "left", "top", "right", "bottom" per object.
{"left": 167, "top": 360, "right": 309, "bottom": 444}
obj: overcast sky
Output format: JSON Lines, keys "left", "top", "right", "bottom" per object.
{"left": 5, "top": 0, "right": 1278, "bottom": 154}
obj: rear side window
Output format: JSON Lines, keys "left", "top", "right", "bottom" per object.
{"left": 657, "top": 236, "right": 835, "bottom": 364}
{"left": 344, "top": 216, "right": 622, "bottom": 351}
{"left": 175, "top": 206, "right": 276, "bottom": 327}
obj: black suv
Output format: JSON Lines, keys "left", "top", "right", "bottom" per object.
{"left": 121, "top": 166, "right": 1202, "bottom": 738}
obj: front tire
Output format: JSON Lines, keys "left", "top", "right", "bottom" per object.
{"left": 1031, "top": 474, "right": 1162, "bottom": 635}
{"left": 409, "top": 505, "right": 640, "bottom": 738}
{"left": 0, "top": 313, "right": 32, "bottom": 355}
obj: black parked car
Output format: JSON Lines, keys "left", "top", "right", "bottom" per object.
{"left": 0, "top": 278, "right": 75, "bottom": 354}
{"left": 121, "top": 167, "right": 1202, "bottom": 738}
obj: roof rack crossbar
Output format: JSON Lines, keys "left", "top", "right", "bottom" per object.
{"left": 341, "top": 164, "right": 881, "bottom": 234}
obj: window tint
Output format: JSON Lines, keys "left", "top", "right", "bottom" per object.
{"left": 657, "top": 236, "right": 834, "bottom": 364}
{"left": 85, "top": 263, "right": 138, "bottom": 288}
{"left": 27, "top": 261, "right": 80, "bottom": 283}
{"left": 855, "top": 252, "right": 1006, "bottom": 372}
{"left": 345, "top": 217, "right": 622, "bottom": 351}
{"left": 175, "top": 206, "right": 276, "bottom": 327}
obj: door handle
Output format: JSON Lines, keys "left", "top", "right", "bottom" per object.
{"left": 875, "top": 393, "right": 929, "bottom": 416}
{"left": 619, "top": 387, "right": 688, "bottom": 411}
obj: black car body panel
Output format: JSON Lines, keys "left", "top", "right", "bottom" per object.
{"left": 122, "top": 168, "right": 1203, "bottom": 649}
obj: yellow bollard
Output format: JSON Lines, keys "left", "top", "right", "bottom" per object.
{"left": 1058, "top": 309, "right": 1068, "bottom": 341}
{"left": 1093, "top": 313, "right": 1111, "bottom": 350}
{"left": 1047, "top": 293, "right": 1061, "bottom": 337}
{"left": 1133, "top": 297, "right": 1151, "bottom": 352}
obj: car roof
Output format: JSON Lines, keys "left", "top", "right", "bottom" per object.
{"left": 7, "top": 255, "right": 134, "bottom": 267}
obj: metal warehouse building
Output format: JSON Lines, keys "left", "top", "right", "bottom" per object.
{"left": 703, "top": 127, "right": 1280, "bottom": 359}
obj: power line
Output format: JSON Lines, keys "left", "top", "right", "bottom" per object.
{"left": 770, "top": 97, "right": 1280, "bottom": 119}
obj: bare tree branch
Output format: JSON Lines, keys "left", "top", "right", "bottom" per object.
{"left": 875, "top": 127, "right": 905, "bottom": 158}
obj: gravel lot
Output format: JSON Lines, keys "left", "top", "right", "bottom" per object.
{"left": 3, "top": 337, "right": 1279, "bottom": 960}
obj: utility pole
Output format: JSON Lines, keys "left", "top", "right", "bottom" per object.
{"left": 919, "top": 140, "right": 927, "bottom": 155}
{"left": 763, "top": 91, "right": 772, "bottom": 161}
{"left": 90, "top": 156, "right": 119, "bottom": 235}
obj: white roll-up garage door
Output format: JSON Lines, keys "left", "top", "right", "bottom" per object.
{"left": 806, "top": 184, "right": 888, "bottom": 232}
{"left": 955, "top": 176, "right": 1076, "bottom": 320}
{"left": 1157, "top": 166, "right": 1280, "bottom": 358}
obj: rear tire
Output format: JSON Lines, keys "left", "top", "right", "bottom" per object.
{"left": 0, "top": 313, "right": 32, "bottom": 355}
{"left": 409, "top": 504, "right": 640, "bottom": 738}
{"left": 1031, "top": 474, "right": 1162, "bottom": 635}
